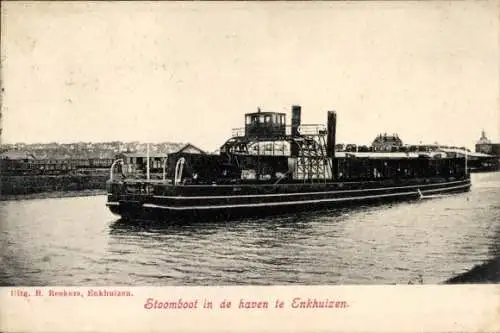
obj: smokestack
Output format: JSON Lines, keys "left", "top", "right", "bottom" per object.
{"left": 291, "top": 105, "right": 301, "bottom": 137}
{"left": 290, "top": 105, "right": 302, "bottom": 157}
{"left": 326, "top": 111, "right": 336, "bottom": 156}
{"left": 327, "top": 111, "right": 337, "bottom": 178}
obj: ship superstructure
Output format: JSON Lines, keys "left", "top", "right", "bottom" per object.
{"left": 105, "top": 105, "right": 471, "bottom": 221}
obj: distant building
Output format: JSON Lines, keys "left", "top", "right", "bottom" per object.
{"left": 477, "top": 129, "right": 491, "bottom": 145}
{"left": 372, "top": 133, "right": 403, "bottom": 152}
{"left": 335, "top": 143, "right": 369, "bottom": 152}
{"left": 470, "top": 130, "right": 500, "bottom": 171}
{"left": 0, "top": 151, "right": 36, "bottom": 161}
{"left": 475, "top": 130, "right": 500, "bottom": 156}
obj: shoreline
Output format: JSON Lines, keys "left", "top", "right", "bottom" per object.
{"left": 444, "top": 256, "right": 500, "bottom": 284}
{"left": 0, "top": 189, "right": 106, "bottom": 201}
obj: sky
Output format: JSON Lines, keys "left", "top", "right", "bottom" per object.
{"left": 1, "top": 1, "right": 499, "bottom": 152}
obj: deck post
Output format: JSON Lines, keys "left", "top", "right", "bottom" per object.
{"left": 465, "top": 149, "right": 468, "bottom": 176}
{"left": 162, "top": 155, "right": 168, "bottom": 181}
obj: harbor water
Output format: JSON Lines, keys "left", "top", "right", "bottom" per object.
{"left": 1, "top": 172, "right": 499, "bottom": 286}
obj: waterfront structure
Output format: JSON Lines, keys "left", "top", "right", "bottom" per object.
{"left": 0, "top": 153, "right": 114, "bottom": 176}
{"left": 475, "top": 130, "right": 500, "bottom": 156}
{"left": 0, "top": 141, "right": 208, "bottom": 197}
{"left": 0, "top": 151, "right": 36, "bottom": 162}
{"left": 371, "top": 133, "right": 403, "bottom": 152}
{"left": 471, "top": 130, "right": 500, "bottom": 171}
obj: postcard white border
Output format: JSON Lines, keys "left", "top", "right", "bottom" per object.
{"left": 1, "top": 285, "right": 499, "bottom": 332}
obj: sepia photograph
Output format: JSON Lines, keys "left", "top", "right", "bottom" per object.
{"left": 1, "top": 0, "right": 499, "bottom": 294}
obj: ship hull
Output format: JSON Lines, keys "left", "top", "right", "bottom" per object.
{"left": 106, "top": 177, "right": 471, "bottom": 222}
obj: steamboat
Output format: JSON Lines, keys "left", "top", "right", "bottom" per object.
{"left": 106, "top": 105, "right": 471, "bottom": 221}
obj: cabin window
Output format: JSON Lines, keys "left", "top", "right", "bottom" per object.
{"left": 246, "top": 115, "right": 251, "bottom": 125}
{"left": 259, "top": 115, "right": 265, "bottom": 123}
{"left": 265, "top": 115, "right": 271, "bottom": 123}
{"left": 281, "top": 115, "right": 285, "bottom": 124}
{"left": 273, "top": 114, "right": 277, "bottom": 123}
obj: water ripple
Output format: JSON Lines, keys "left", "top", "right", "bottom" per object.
{"left": 0, "top": 173, "right": 499, "bottom": 285}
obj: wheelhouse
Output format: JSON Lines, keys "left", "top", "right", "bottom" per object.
{"left": 244, "top": 109, "right": 287, "bottom": 139}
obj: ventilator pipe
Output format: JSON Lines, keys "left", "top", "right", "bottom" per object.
{"left": 174, "top": 157, "right": 186, "bottom": 185}
{"left": 109, "top": 159, "right": 124, "bottom": 181}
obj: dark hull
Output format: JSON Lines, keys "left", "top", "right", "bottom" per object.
{"left": 106, "top": 178, "right": 471, "bottom": 222}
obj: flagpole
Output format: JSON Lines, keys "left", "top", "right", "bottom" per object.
{"left": 465, "top": 148, "right": 468, "bottom": 176}
{"left": 146, "top": 142, "right": 150, "bottom": 180}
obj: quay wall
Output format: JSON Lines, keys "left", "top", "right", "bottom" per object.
{"left": 0, "top": 174, "right": 108, "bottom": 198}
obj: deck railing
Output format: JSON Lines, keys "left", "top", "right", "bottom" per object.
{"left": 231, "top": 124, "right": 327, "bottom": 138}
